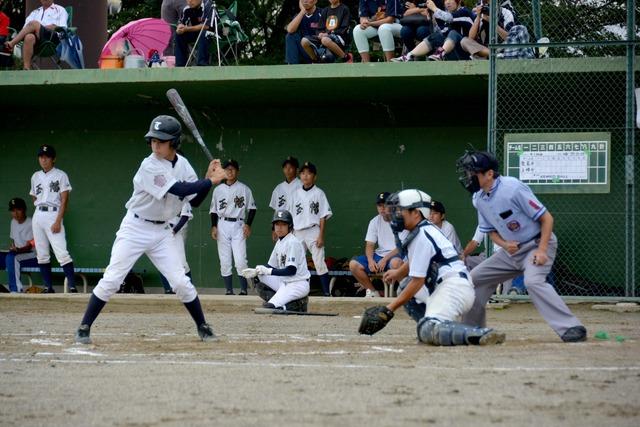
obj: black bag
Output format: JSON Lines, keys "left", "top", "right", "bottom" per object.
{"left": 399, "top": 14, "right": 430, "bottom": 27}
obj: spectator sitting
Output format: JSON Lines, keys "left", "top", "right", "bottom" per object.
{"left": 1, "top": 198, "right": 38, "bottom": 293}
{"left": 460, "top": 0, "right": 533, "bottom": 59}
{"left": 399, "top": 1, "right": 438, "bottom": 53}
{"left": 175, "top": 0, "right": 212, "bottom": 67}
{"left": 301, "top": 0, "right": 353, "bottom": 63}
{"left": 285, "top": 0, "right": 322, "bottom": 64}
{"left": 4, "top": 0, "right": 68, "bottom": 70}
{"left": 352, "top": 0, "right": 405, "bottom": 62}
{"left": 161, "top": 0, "right": 187, "bottom": 55}
{"left": 349, "top": 192, "right": 403, "bottom": 297}
{"left": 392, "top": 0, "right": 473, "bottom": 62}
{"left": 0, "top": 10, "right": 9, "bottom": 46}
{"left": 428, "top": 200, "right": 463, "bottom": 253}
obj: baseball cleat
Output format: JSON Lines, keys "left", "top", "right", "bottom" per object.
{"left": 479, "top": 330, "right": 506, "bottom": 346}
{"left": 41, "top": 287, "right": 55, "bottom": 294}
{"left": 197, "top": 323, "right": 218, "bottom": 342}
{"left": 561, "top": 326, "right": 587, "bottom": 342}
{"left": 75, "top": 324, "right": 92, "bottom": 344}
{"left": 68, "top": 287, "right": 78, "bottom": 293}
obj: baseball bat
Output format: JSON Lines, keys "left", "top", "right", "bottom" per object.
{"left": 166, "top": 88, "right": 214, "bottom": 161}
{"left": 254, "top": 308, "right": 339, "bottom": 317}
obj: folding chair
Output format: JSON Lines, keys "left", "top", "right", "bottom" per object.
{"left": 207, "top": 1, "right": 248, "bottom": 65}
{"left": 28, "top": 5, "right": 76, "bottom": 69}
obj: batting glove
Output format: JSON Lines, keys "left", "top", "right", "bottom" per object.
{"left": 255, "top": 265, "right": 273, "bottom": 276}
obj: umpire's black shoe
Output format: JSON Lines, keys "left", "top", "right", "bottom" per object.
{"left": 42, "top": 287, "right": 55, "bottom": 294}
{"left": 561, "top": 326, "right": 587, "bottom": 342}
{"left": 68, "top": 287, "right": 78, "bottom": 293}
{"left": 197, "top": 323, "right": 218, "bottom": 342}
{"left": 75, "top": 324, "right": 91, "bottom": 344}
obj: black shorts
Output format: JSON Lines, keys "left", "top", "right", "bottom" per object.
{"left": 305, "top": 34, "right": 347, "bottom": 50}
{"left": 37, "top": 26, "right": 60, "bottom": 46}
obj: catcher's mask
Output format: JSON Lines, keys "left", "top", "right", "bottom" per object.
{"left": 455, "top": 150, "right": 500, "bottom": 194}
{"left": 145, "top": 115, "right": 182, "bottom": 149}
{"left": 385, "top": 190, "right": 432, "bottom": 233}
{"left": 272, "top": 209, "right": 293, "bottom": 232}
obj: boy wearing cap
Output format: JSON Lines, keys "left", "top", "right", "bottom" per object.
{"left": 269, "top": 156, "right": 302, "bottom": 240}
{"left": 2, "top": 198, "right": 38, "bottom": 292}
{"left": 429, "top": 200, "right": 463, "bottom": 254}
{"left": 29, "top": 144, "right": 77, "bottom": 293}
{"left": 289, "top": 162, "right": 332, "bottom": 296}
{"left": 349, "top": 192, "right": 403, "bottom": 297}
{"left": 210, "top": 159, "right": 257, "bottom": 295}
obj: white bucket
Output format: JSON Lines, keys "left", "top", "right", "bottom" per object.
{"left": 124, "top": 54, "right": 146, "bottom": 69}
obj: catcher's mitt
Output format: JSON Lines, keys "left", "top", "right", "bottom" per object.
{"left": 358, "top": 305, "right": 394, "bottom": 335}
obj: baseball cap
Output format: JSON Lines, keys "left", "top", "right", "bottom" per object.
{"left": 376, "top": 192, "right": 390, "bottom": 204}
{"left": 300, "top": 161, "right": 317, "bottom": 174}
{"left": 222, "top": 159, "right": 239, "bottom": 169}
{"left": 430, "top": 200, "right": 446, "bottom": 214}
{"left": 38, "top": 144, "right": 56, "bottom": 158}
{"left": 282, "top": 156, "right": 299, "bottom": 169}
{"left": 8, "top": 197, "right": 27, "bottom": 211}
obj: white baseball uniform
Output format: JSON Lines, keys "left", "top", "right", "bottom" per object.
{"left": 29, "top": 167, "right": 73, "bottom": 265}
{"left": 438, "top": 220, "right": 463, "bottom": 254}
{"left": 170, "top": 203, "right": 194, "bottom": 274}
{"left": 259, "top": 232, "right": 311, "bottom": 308}
{"left": 210, "top": 180, "right": 256, "bottom": 276}
{"left": 93, "top": 153, "right": 200, "bottom": 304}
{"left": 269, "top": 178, "right": 302, "bottom": 211}
{"left": 407, "top": 222, "right": 474, "bottom": 322}
{"left": 9, "top": 217, "right": 37, "bottom": 291}
{"left": 289, "top": 185, "right": 332, "bottom": 275}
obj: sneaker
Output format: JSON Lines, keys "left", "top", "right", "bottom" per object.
{"left": 339, "top": 52, "right": 353, "bottom": 63}
{"left": 561, "top": 326, "right": 587, "bottom": 342}
{"left": 41, "top": 287, "right": 55, "bottom": 294}
{"left": 68, "top": 287, "right": 78, "bottom": 293}
{"left": 365, "top": 289, "right": 381, "bottom": 298}
{"left": 225, "top": 290, "right": 234, "bottom": 296}
{"left": 428, "top": 48, "right": 445, "bottom": 61}
{"left": 239, "top": 290, "right": 248, "bottom": 296}
{"left": 390, "top": 54, "right": 412, "bottom": 63}
{"left": 197, "top": 323, "right": 218, "bottom": 342}
{"left": 75, "top": 324, "right": 91, "bottom": 344}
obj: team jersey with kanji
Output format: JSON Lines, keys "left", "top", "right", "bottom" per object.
{"left": 268, "top": 233, "right": 311, "bottom": 283}
{"left": 289, "top": 185, "right": 332, "bottom": 230}
{"left": 364, "top": 214, "right": 396, "bottom": 257}
{"left": 30, "top": 167, "right": 72, "bottom": 208}
{"left": 407, "top": 222, "right": 467, "bottom": 281}
{"left": 473, "top": 175, "right": 546, "bottom": 243}
{"left": 210, "top": 181, "right": 256, "bottom": 220}
{"left": 125, "top": 153, "right": 196, "bottom": 222}
{"left": 269, "top": 178, "right": 302, "bottom": 211}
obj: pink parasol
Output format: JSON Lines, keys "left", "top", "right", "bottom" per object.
{"left": 100, "top": 18, "right": 171, "bottom": 63}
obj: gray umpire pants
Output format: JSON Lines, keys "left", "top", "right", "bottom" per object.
{"left": 463, "top": 233, "right": 583, "bottom": 337}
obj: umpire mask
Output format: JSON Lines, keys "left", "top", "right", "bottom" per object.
{"left": 456, "top": 151, "right": 498, "bottom": 194}
{"left": 385, "top": 192, "right": 406, "bottom": 233}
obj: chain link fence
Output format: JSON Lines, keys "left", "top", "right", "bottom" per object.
{"left": 487, "top": 1, "right": 637, "bottom": 296}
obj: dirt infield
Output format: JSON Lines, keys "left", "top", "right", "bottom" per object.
{"left": 1, "top": 294, "right": 639, "bottom": 427}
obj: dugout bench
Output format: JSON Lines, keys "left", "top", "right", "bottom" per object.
{"left": 20, "top": 267, "right": 146, "bottom": 294}
{"left": 310, "top": 270, "right": 395, "bottom": 297}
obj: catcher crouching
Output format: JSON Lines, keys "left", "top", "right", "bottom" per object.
{"left": 358, "top": 189, "right": 505, "bottom": 346}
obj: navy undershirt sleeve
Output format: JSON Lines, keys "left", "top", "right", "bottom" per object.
{"left": 270, "top": 265, "right": 297, "bottom": 276}
{"left": 246, "top": 209, "right": 256, "bottom": 226}
{"left": 167, "top": 179, "right": 212, "bottom": 198}
{"left": 211, "top": 213, "right": 219, "bottom": 227}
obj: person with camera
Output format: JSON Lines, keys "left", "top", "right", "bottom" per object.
{"left": 398, "top": 1, "right": 439, "bottom": 53}
{"left": 352, "top": 0, "right": 405, "bottom": 62}
{"left": 391, "top": 0, "right": 473, "bottom": 62}
{"left": 459, "top": 0, "right": 514, "bottom": 59}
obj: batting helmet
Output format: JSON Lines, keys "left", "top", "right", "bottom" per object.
{"left": 385, "top": 189, "right": 431, "bottom": 232}
{"left": 272, "top": 210, "right": 293, "bottom": 229}
{"left": 456, "top": 150, "right": 500, "bottom": 193}
{"left": 145, "top": 115, "right": 182, "bottom": 148}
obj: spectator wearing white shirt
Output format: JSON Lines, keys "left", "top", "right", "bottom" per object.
{"left": 4, "top": 0, "right": 68, "bottom": 70}
{"left": 349, "top": 192, "right": 403, "bottom": 297}
{"left": 428, "top": 200, "right": 462, "bottom": 254}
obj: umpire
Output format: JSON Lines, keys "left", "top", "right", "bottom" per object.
{"left": 456, "top": 151, "right": 587, "bottom": 342}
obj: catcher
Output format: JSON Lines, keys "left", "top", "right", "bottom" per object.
{"left": 358, "top": 189, "right": 505, "bottom": 346}
{"left": 242, "top": 210, "right": 310, "bottom": 312}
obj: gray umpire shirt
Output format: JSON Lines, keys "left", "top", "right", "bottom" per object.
{"left": 473, "top": 176, "right": 546, "bottom": 243}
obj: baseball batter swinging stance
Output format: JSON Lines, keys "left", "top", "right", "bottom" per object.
{"left": 75, "top": 115, "right": 226, "bottom": 344}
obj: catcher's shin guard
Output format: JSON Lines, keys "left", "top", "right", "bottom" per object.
{"left": 255, "top": 281, "right": 276, "bottom": 302}
{"left": 417, "top": 318, "right": 505, "bottom": 346}
{"left": 403, "top": 298, "right": 426, "bottom": 323}
{"left": 284, "top": 296, "right": 309, "bottom": 312}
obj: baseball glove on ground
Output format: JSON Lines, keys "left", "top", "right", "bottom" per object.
{"left": 358, "top": 306, "right": 395, "bottom": 335}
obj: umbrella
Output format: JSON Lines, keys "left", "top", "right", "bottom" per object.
{"left": 56, "top": 30, "right": 85, "bottom": 69}
{"left": 100, "top": 18, "right": 171, "bottom": 64}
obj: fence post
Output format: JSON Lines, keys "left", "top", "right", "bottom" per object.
{"left": 625, "top": 0, "right": 636, "bottom": 297}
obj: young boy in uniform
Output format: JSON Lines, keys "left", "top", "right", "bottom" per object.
{"left": 242, "top": 210, "right": 310, "bottom": 312}
{"left": 75, "top": 115, "right": 225, "bottom": 344}
{"left": 3, "top": 198, "right": 38, "bottom": 292}
{"left": 269, "top": 156, "right": 302, "bottom": 240}
{"left": 210, "top": 159, "right": 257, "bottom": 295}
{"left": 30, "top": 144, "right": 76, "bottom": 293}
{"left": 289, "top": 162, "right": 332, "bottom": 296}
